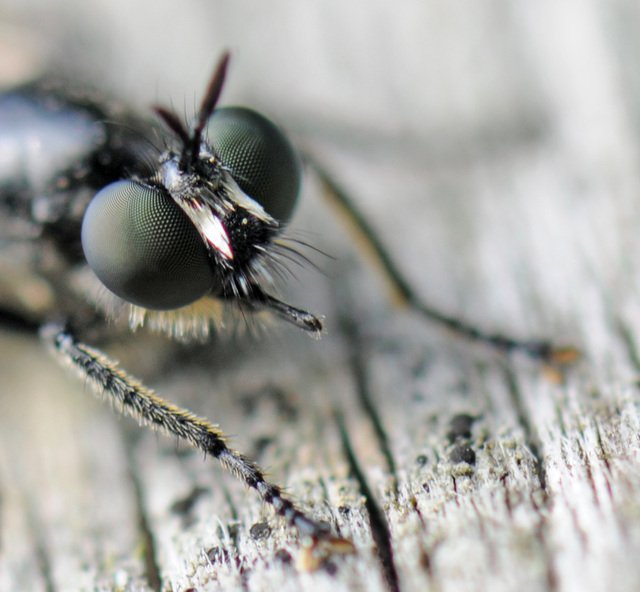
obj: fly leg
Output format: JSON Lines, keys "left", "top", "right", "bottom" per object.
{"left": 309, "top": 160, "right": 579, "bottom": 367}
{"left": 40, "top": 323, "right": 351, "bottom": 550}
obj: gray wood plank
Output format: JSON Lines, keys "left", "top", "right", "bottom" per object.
{"left": 2, "top": 2, "right": 640, "bottom": 591}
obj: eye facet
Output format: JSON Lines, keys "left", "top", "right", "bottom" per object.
{"left": 208, "top": 107, "right": 301, "bottom": 223}
{"left": 81, "top": 180, "right": 215, "bottom": 310}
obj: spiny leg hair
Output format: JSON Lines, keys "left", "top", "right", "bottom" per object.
{"left": 40, "top": 323, "right": 332, "bottom": 541}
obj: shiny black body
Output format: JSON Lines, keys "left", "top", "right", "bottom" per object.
{"left": 0, "top": 81, "right": 154, "bottom": 254}
{"left": 0, "top": 80, "right": 156, "bottom": 328}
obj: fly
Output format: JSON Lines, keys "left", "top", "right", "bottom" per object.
{"left": 0, "top": 52, "right": 578, "bottom": 563}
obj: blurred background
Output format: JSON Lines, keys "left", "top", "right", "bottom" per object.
{"left": 3, "top": 2, "right": 640, "bottom": 591}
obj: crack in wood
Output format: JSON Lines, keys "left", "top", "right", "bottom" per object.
{"left": 501, "top": 365, "right": 549, "bottom": 493}
{"left": 349, "top": 348, "right": 399, "bottom": 493}
{"left": 126, "top": 445, "right": 163, "bottom": 592}
{"left": 334, "top": 271, "right": 399, "bottom": 494}
{"left": 335, "top": 411, "right": 401, "bottom": 592}
{"left": 24, "top": 495, "right": 56, "bottom": 592}
{"left": 536, "top": 515, "right": 560, "bottom": 592}
{"left": 615, "top": 318, "right": 640, "bottom": 373}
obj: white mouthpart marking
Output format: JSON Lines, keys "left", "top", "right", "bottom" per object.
{"left": 199, "top": 207, "right": 233, "bottom": 259}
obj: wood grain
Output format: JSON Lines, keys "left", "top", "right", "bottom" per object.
{"left": 2, "top": 2, "right": 640, "bottom": 591}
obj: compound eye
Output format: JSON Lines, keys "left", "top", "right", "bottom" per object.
{"left": 208, "top": 107, "right": 301, "bottom": 223}
{"left": 81, "top": 180, "right": 215, "bottom": 310}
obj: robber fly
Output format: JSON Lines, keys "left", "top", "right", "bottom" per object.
{"left": 0, "top": 53, "right": 576, "bottom": 557}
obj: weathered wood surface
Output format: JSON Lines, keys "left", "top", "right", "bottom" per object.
{"left": 2, "top": 2, "right": 640, "bottom": 591}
